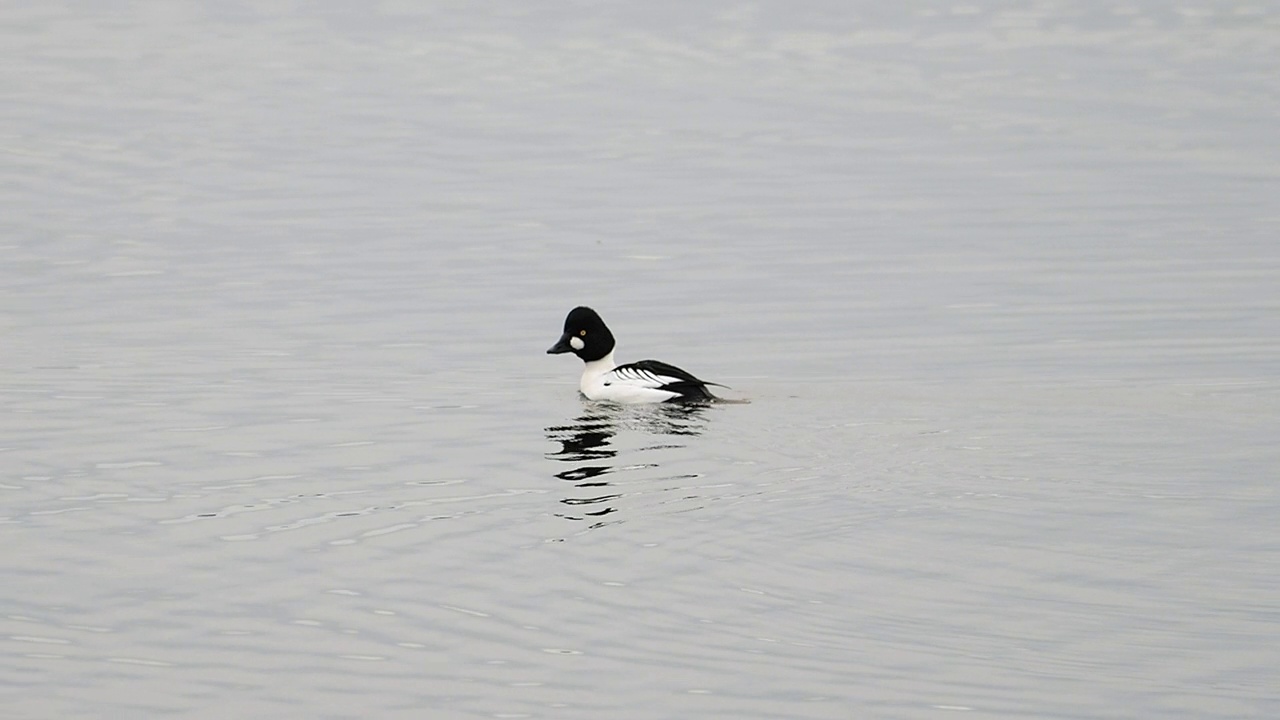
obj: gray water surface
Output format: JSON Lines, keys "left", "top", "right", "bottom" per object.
{"left": 3, "top": 2, "right": 1279, "bottom": 719}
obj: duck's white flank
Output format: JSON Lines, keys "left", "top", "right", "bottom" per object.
{"left": 578, "top": 351, "right": 681, "bottom": 404}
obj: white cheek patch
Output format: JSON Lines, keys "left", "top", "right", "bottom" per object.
{"left": 569, "top": 336, "right": 585, "bottom": 351}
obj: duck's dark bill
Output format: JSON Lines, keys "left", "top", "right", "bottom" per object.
{"left": 547, "top": 335, "right": 573, "bottom": 354}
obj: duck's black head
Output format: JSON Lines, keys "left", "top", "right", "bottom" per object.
{"left": 547, "top": 306, "right": 615, "bottom": 362}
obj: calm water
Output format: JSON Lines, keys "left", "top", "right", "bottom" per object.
{"left": 3, "top": 2, "right": 1279, "bottom": 718}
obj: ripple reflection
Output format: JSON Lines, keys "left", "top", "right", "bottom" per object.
{"left": 545, "top": 403, "right": 710, "bottom": 528}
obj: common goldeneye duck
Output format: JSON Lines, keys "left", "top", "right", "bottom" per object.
{"left": 547, "top": 306, "right": 725, "bottom": 404}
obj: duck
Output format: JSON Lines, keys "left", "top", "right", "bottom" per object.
{"left": 547, "top": 306, "right": 725, "bottom": 404}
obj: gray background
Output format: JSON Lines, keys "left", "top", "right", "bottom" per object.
{"left": 3, "top": 2, "right": 1278, "bottom": 718}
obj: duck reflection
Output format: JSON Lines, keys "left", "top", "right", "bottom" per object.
{"left": 545, "top": 403, "right": 710, "bottom": 527}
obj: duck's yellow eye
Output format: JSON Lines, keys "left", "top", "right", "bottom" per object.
{"left": 579, "top": 330, "right": 587, "bottom": 336}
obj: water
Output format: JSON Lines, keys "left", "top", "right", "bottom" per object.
{"left": 3, "top": 2, "right": 1278, "bottom": 718}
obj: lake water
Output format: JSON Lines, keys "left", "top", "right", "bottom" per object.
{"left": 2, "top": 2, "right": 1278, "bottom": 718}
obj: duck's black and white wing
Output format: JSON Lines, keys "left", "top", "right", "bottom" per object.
{"left": 604, "top": 359, "right": 721, "bottom": 403}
